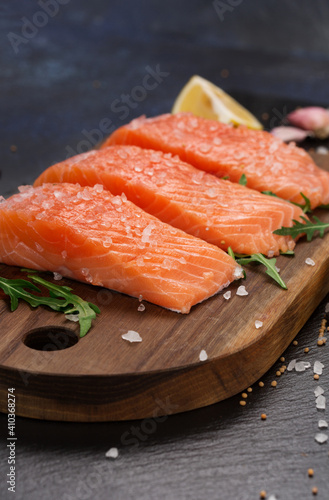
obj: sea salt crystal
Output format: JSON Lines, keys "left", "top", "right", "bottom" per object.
{"left": 65, "top": 313, "right": 79, "bottom": 322}
{"left": 314, "top": 433, "right": 328, "bottom": 444}
{"left": 61, "top": 250, "right": 67, "bottom": 259}
{"left": 162, "top": 259, "right": 172, "bottom": 270}
{"left": 295, "top": 361, "right": 311, "bottom": 372}
{"left": 316, "top": 395, "right": 326, "bottom": 410}
{"left": 287, "top": 359, "right": 296, "bottom": 371}
{"left": 305, "top": 258, "right": 315, "bottom": 266}
{"left": 318, "top": 420, "right": 328, "bottom": 429}
{"left": 255, "top": 320, "right": 263, "bottom": 329}
{"left": 314, "top": 360, "right": 324, "bottom": 375}
{"left": 112, "top": 197, "right": 122, "bottom": 206}
{"left": 121, "top": 192, "right": 127, "bottom": 202}
{"left": 223, "top": 291, "right": 231, "bottom": 300}
{"left": 137, "top": 303, "right": 145, "bottom": 312}
{"left": 275, "top": 266, "right": 280, "bottom": 273}
{"left": 316, "top": 146, "right": 328, "bottom": 155}
{"left": 199, "top": 349, "right": 208, "bottom": 362}
{"left": 142, "top": 223, "right": 155, "bottom": 243}
{"left": 53, "top": 272, "right": 63, "bottom": 281}
{"left": 325, "top": 303, "right": 329, "bottom": 313}
{"left": 0, "top": 196, "right": 5, "bottom": 204}
{"left": 134, "top": 165, "right": 143, "bottom": 172}
{"left": 179, "top": 257, "right": 187, "bottom": 265}
{"left": 139, "top": 295, "right": 143, "bottom": 302}
{"left": 122, "top": 330, "right": 142, "bottom": 343}
{"left": 314, "top": 386, "right": 324, "bottom": 397}
{"left": 93, "top": 184, "right": 103, "bottom": 193}
{"left": 236, "top": 285, "right": 248, "bottom": 296}
{"left": 207, "top": 187, "right": 217, "bottom": 198}
{"left": 105, "top": 447, "right": 119, "bottom": 459}
{"left": 268, "top": 496, "right": 278, "bottom": 500}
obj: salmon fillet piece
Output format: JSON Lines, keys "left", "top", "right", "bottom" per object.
{"left": 103, "top": 113, "right": 329, "bottom": 209}
{"left": 34, "top": 145, "right": 304, "bottom": 256}
{"left": 0, "top": 183, "right": 242, "bottom": 313}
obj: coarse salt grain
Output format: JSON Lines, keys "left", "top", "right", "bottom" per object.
{"left": 314, "top": 361, "right": 324, "bottom": 375}
{"left": 65, "top": 313, "right": 80, "bottom": 322}
{"left": 287, "top": 359, "right": 296, "bottom": 371}
{"left": 316, "top": 395, "right": 326, "bottom": 410}
{"left": 314, "top": 433, "right": 328, "bottom": 444}
{"left": 305, "top": 258, "right": 315, "bottom": 266}
{"left": 137, "top": 303, "right": 145, "bottom": 312}
{"left": 223, "top": 291, "right": 231, "bottom": 300}
{"left": 255, "top": 320, "right": 263, "bottom": 329}
{"left": 121, "top": 330, "right": 142, "bottom": 343}
{"left": 295, "top": 361, "right": 311, "bottom": 372}
{"left": 199, "top": 349, "right": 208, "bottom": 362}
{"left": 236, "top": 285, "right": 248, "bottom": 296}
{"left": 318, "top": 420, "right": 328, "bottom": 429}
{"left": 268, "top": 496, "right": 278, "bottom": 500}
{"left": 105, "top": 447, "right": 119, "bottom": 459}
{"left": 53, "top": 272, "right": 63, "bottom": 281}
{"left": 314, "top": 386, "right": 324, "bottom": 397}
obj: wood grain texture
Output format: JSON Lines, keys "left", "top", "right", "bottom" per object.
{"left": 0, "top": 153, "right": 329, "bottom": 422}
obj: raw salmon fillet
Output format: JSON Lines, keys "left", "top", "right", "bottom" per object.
{"left": 103, "top": 112, "right": 329, "bottom": 209}
{"left": 34, "top": 146, "right": 305, "bottom": 256}
{"left": 0, "top": 183, "right": 242, "bottom": 313}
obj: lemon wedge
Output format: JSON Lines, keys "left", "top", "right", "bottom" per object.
{"left": 172, "top": 75, "right": 263, "bottom": 130}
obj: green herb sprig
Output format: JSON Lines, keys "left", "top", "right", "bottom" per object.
{"left": 0, "top": 273, "right": 100, "bottom": 337}
{"left": 239, "top": 173, "right": 247, "bottom": 186}
{"left": 291, "top": 193, "right": 312, "bottom": 213}
{"left": 228, "top": 248, "right": 286, "bottom": 289}
{"left": 273, "top": 216, "right": 329, "bottom": 242}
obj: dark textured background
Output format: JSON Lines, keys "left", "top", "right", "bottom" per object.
{"left": 1, "top": 1, "right": 329, "bottom": 499}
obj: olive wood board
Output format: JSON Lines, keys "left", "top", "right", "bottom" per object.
{"left": 0, "top": 153, "right": 329, "bottom": 422}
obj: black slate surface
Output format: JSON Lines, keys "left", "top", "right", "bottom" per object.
{"left": 1, "top": 2, "right": 329, "bottom": 499}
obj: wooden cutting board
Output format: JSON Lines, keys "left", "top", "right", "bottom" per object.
{"left": 0, "top": 153, "right": 329, "bottom": 422}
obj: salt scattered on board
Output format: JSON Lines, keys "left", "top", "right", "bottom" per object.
{"left": 316, "top": 395, "right": 326, "bottom": 410}
{"left": 105, "top": 447, "right": 119, "bottom": 459}
{"left": 236, "top": 285, "right": 248, "bottom": 296}
{"left": 53, "top": 272, "right": 63, "bottom": 281}
{"left": 255, "top": 320, "right": 263, "bottom": 329}
{"left": 199, "top": 350, "right": 208, "bottom": 362}
{"left": 314, "top": 360, "right": 324, "bottom": 375}
{"left": 287, "top": 359, "right": 296, "bottom": 371}
{"left": 318, "top": 420, "right": 328, "bottom": 429}
{"left": 223, "top": 291, "right": 231, "bottom": 300}
{"left": 65, "top": 314, "right": 80, "bottom": 322}
{"left": 305, "top": 258, "right": 315, "bottom": 266}
{"left": 121, "top": 330, "right": 142, "bottom": 343}
{"left": 295, "top": 361, "right": 311, "bottom": 372}
{"left": 314, "top": 386, "right": 324, "bottom": 397}
{"left": 137, "top": 303, "right": 145, "bottom": 312}
{"left": 314, "top": 433, "right": 328, "bottom": 444}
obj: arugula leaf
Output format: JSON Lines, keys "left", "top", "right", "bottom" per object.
{"left": 239, "top": 173, "right": 247, "bottom": 186}
{"left": 280, "top": 249, "right": 295, "bottom": 256}
{"left": 0, "top": 273, "right": 100, "bottom": 337}
{"left": 227, "top": 248, "right": 286, "bottom": 289}
{"left": 28, "top": 275, "right": 100, "bottom": 337}
{"left": 291, "top": 193, "right": 312, "bottom": 213}
{"left": 227, "top": 246, "right": 235, "bottom": 259}
{"left": 236, "top": 253, "right": 287, "bottom": 289}
{"left": 261, "top": 191, "right": 280, "bottom": 198}
{"left": 222, "top": 175, "right": 230, "bottom": 180}
{"left": 273, "top": 216, "right": 329, "bottom": 242}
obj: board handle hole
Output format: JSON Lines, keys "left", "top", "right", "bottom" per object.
{"left": 23, "top": 327, "right": 78, "bottom": 351}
